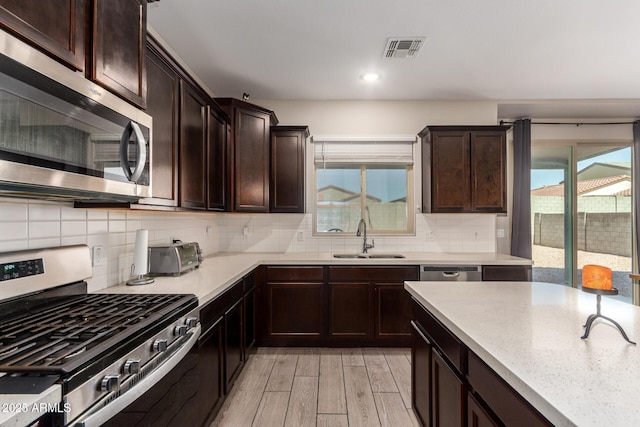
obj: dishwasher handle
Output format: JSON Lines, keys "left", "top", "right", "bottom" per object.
{"left": 442, "top": 271, "right": 460, "bottom": 278}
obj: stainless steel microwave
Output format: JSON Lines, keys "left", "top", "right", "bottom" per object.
{"left": 0, "top": 30, "right": 152, "bottom": 201}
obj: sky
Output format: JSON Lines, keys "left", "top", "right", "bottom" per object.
{"left": 531, "top": 147, "right": 631, "bottom": 189}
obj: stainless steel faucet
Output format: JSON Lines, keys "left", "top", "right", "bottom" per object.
{"left": 356, "top": 218, "right": 375, "bottom": 253}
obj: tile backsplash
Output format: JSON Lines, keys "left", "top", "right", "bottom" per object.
{"left": 0, "top": 198, "right": 497, "bottom": 291}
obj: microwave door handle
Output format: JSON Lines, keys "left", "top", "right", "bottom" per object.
{"left": 119, "top": 121, "right": 147, "bottom": 183}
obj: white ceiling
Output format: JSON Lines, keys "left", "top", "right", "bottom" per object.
{"left": 148, "top": 0, "right": 640, "bottom": 118}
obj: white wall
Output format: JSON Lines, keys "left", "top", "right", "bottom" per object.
{"left": 254, "top": 100, "right": 499, "bottom": 133}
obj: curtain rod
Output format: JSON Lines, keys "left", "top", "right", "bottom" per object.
{"left": 500, "top": 120, "right": 637, "bottom": 126}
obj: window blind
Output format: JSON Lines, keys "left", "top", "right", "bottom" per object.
{"left": 313, "top": 136, "right": 415, "bottom": 164}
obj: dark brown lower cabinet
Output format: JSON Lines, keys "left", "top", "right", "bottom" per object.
{"left": 257, "top": 265, "right": 417, "bottom": 346}
{"left": 411, "top": 321, "right": 432, "bottom": 427}
{"left": 198, "top": 317, "right": 224, "bottom": 426}
{"left": 467, "top": 393, "right": 500, "bottom": 427}
{"left": 432, "top": 348, "right": 465, "bottom": 427}
{"left": 376, "top": 283, "right": 412, "bottom": 340}
{"left": 198, "top": 274, "right": 254, "bottom": 425}
{"left": 329, "top": 282, "right": 373, "bottom": 340}
{"left": 267, "top": 282, "right": 324, "bottom": 338}
{"left": 224, "top": 298, "right": 244, "bottom": 391}
{"left": 243, "top": 277, "right": 256, "bottom": 361}
{"left": 411, "top": 298, "right": 552, "bottom": 427}
{"left": 482, "top": 265, "right": 532, "bottom": 281}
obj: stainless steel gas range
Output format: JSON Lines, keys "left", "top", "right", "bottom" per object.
{"left": 0, "top": 245, "right": 201, "bottom": 426}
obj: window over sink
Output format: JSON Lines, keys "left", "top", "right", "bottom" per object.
{"left": 312, "top": 137, "right": 415, "bottom": 235}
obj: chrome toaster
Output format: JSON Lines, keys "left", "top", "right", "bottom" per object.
{"left": 148, "top": 242, "right": 202, "bottom": 276}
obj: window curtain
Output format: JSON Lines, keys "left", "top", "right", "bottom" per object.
{"left": 511, "top": 119, "right": 532, "bottom": 259}
{"left": 633, "top": 121, "right": 640, "bottom": 267}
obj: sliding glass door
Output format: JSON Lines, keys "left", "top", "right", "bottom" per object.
{"left": 531, "top": 143, "right": 633, "bottom": 302}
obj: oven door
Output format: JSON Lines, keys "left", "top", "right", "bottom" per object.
{"left": 71, "top": 325, "right": 201, "bottom": 427}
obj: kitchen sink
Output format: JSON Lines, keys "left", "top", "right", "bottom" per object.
{"left": 332, "top": 253, "right": 405, "bottom": 259}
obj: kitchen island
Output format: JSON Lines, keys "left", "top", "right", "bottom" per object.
{"left": 405, "top": 280, "right": 640, "bottom": 427}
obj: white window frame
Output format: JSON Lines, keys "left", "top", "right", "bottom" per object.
{"left": 311, "top": 136, "right": 416, "bottom": 236}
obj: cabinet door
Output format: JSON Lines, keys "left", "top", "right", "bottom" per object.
{"left": 467, "top": 393, "right": 500, "bottom": 427}
{"left": 91, "top": 0, "right": 146, "bottom": 107}
{"left": 199, "top": 317, "right": 224, "bottom": 426}
{"left": 207, "top": 107, "right": 228, "bottom": 211}
{"left": 431, "top": 131, "right": 470, "bottom": 212}
{"left": 243, "top": 285, "right": 255, "bottom": 360}
{"left": 411, "top": 321, "right": 432, "bottom": 427}
{"left": 234, "top": 107, "right": 270, "bottom": 212}
{"left": 224, "top": 298, "right": 244, "bottom": 392}
{"left": 145, "top": 43, "right": 179, "bottom": 205}
{"left": 329, "top": 282, "right": 373, "bottom": 340}
{"left": 0, "top": 0, "right": 85, "bottom": 70}
{"left": 267, "top": 282, "right": 324, "bottom": 340}
{"left": 376, "top": 283, "right": 412, "bottom": 341}
{"left": 270, "top": 127, "right": 306, "bottom": 213}
{"left": 432, "top": 348, "right": 465, "bottom": 427}
{"left": 470, "top": 132, "right": 506, "bottom": 212}
{"left": 179, "top": 82, "right": 207, "bottom": 209}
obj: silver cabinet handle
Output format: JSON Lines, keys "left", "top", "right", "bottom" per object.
{"left": 442, "top": 272, "right": 460, "bottom": 278}
{"left": 119, "top": 121, "right": 147, "bottom": 183}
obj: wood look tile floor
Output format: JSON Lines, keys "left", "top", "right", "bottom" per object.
{"left": 211, "top": 347, "right": 420, "bottom": 427}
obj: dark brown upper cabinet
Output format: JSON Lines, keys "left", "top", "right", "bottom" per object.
{"left": 143, "top": 37, "right": 179, "bottom": 207}
{"left": 179, "top": 81, "right": 207, "bottom": 210}
{"left": 0, "top": 0, "right": 86, "bottom": 70}
{"left": 270, "top": 126, "right": 309, "bottom": 213}
{"left": 0, "top": 0, "right": 146, "bottom": 107}
{"left": 216, "top": 98, "right": 279, "bottom": 212}
{"left": 91, "top": 0, "right": 147, "bottom": 107}
{"left": 420, "top": 125, "right": 509, "bottom": 213}
{"left": 207, "top": 104, "right": 229, "bottom": 211}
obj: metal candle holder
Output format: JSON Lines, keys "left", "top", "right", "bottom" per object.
{"left": 580, "top": 287, "right": 635, "bottom": 345}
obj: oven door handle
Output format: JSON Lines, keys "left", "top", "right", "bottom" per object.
{"left": 73, "top": 323, "right": 201, "bottom": 427}
{"left": 119, "top": 121, "right": 147, "bottom": 184}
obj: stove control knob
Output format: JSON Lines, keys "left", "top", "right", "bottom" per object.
{"left": 153, "top": 339, "right": 168, "bottom": 353}
{"left": 174, "top": 325, "right": 188, "bottom": 336}
{"left": 100, "top": 375, "right": 120, "bottom": 393}
{"left": 124, "top": 359, "right": 141, "bottom": 375}
{"left": 185, "top": 317, "right": 198, "bottom": 328}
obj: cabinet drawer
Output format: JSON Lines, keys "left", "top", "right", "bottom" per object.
{"left": 329, "top": 266, "right": 418, "bottom": 282}
{"left": 200, "top": 279, "right": 243, "bottom": 330}
{"left": 467, "top": 352, "right": 551, "bottom": 427}
{"left": 482, "top": 265, "right": 531, "bottom": 281}
{"left": 411, "top": 298, "right": 466, "bottom": 374}
{"left": 266, "top": 266, "right": 323, "bottom": 282}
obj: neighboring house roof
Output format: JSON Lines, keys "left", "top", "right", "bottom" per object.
{"left": 531, "top": 175, "right": 630, "bottom": 197}
{"left": 576, "top": 162, "right": 631, "bottom": 181}
{"left": 317, "top": 185, "right": 382, "bottom": 203}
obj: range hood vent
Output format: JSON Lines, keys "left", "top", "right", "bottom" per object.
{"left": 384, "top": 37, "right": 426, "bottom": 59}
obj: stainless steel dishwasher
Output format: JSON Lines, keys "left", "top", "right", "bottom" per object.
{"left": 420, "top": 265, "right": 482, "bottom": 281}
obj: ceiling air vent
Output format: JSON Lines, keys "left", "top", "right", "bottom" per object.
{"left": 384, "top": 37, "right": 426, "bottom": 59}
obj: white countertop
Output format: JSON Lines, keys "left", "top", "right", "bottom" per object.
{"left": 0, "top": 384, "right": 61, "bottom": 426}
{"left": 405, "top": 281, "right": 640, "bottom": 427}
{"left": 0, "top": 251, "right": 529, "bottom": 426}
{"left": 100, "top": 251, "right": 531, "bottom": 306}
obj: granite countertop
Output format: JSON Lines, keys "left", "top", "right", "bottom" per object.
{"left": 405, "top": 280, "right": 640, "bottom": 427}
{"left": 100, "top": 251, "right": 531, "bottom": 306}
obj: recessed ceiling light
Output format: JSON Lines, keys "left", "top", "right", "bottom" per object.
{"left": 361, "top": 73, "right": 381, "bottom": 82}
